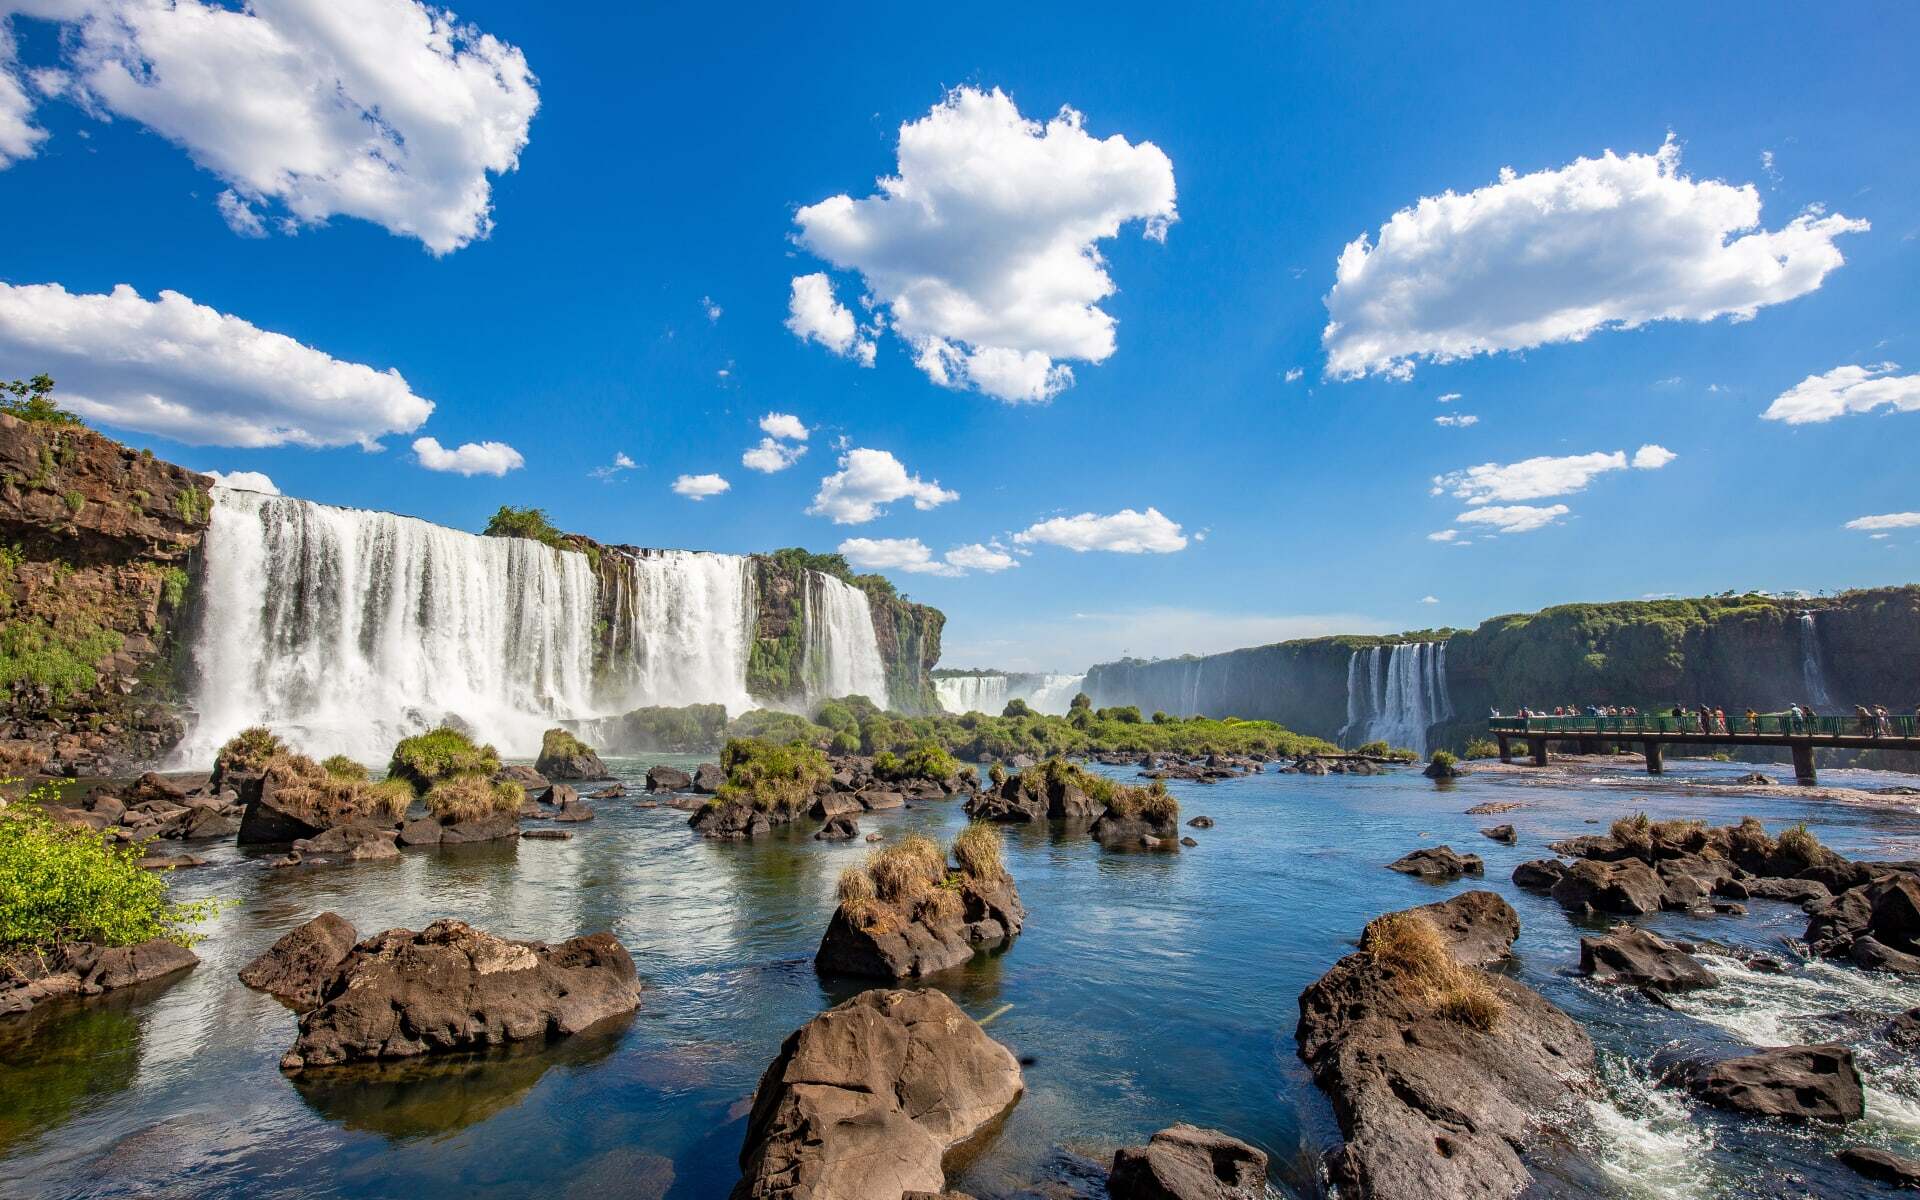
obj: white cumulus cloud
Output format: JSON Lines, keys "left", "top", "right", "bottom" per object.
{"left": 1434, "top": 445, "right": 1674, "bottom": 505}
{"left": 759, "top": 412, "right": 809, "bottom": 442}
{"left": 1434, "top": 414, "right": 1479, "bottom": 427}
{"left": 808, "top": 448, "right": 956, "bottom": 524}
{"left": 1455, "top": 504, "right": 1570, "bottom": 534}
{"left": 1013, "top": 507, "right": 1187, "bottom": 554}
{"left": 1844, "top": 512, "right": 1920, "bottom": 532}
{"left": 0, "top": 281, "right": 433, "bottom": 448}
{"left": 741, "top": 438, "right": 806, "bottom": 474}
{"left": 944, "top": 543, "right": 1018, "bottom": 573}
{"left": 1631, "top": 443, "right": 1677, "bottom": 469}
{"left": 839, "top": 537, "right": 1021, "bottom": 578}
{"left": 785, "top": 273, "right": 874, "bottom": 366}
{"left": 792, "top": 85, "right": 1176, "bottom": 403}
{"left": 204, "top": 469, "right": 277, "bottom": 494}
{"left": 1419, "top": 595, "right": 1439, "bottom": 604}
{"left": 0, "top": 0, "right": 539, "bottom": 254}
{"left": 588, "top": 451, "right": 636, "bottom": 481}
{"left": 412, "top": 436, "right": 522, "bottom": 476}
{"left": 1762, "top": 363, "right": 1920, "bottom": 425}
{"left": 1427, "top": 529, "right": 1459, "bottom": 543}
{"left": 671, "top": 473, "right": 729, "bottom": 500}
{"left": 1322, "top": 136, "right": 1867, "bottom": 379}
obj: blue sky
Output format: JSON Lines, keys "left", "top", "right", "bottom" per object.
{"left": 1, "top": 2, "right": 1915, "bottom": 671}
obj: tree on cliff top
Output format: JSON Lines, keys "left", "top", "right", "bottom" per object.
{"left": 2, "top": 375, "right": 84, "bottom": 428}
{"left": 482, "top": 505, "right": 566, "bottom": 550}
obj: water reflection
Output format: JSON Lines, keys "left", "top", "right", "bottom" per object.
{"left": 0, "top": 984, "right": 150, "bottom": 1154}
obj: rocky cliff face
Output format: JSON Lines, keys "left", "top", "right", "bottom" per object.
{"left": 1086, "top": 588, "right": 1920, "bottom": 752}
{"left": 742, "top": 554, "right": 943, "bottom": 714}
{"left": 0, "top": 413, "right": 210, "bottom": 773}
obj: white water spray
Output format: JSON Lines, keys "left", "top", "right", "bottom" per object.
{"left": 802, "top": 572, "right": 890, "bottom": 709}
{"left": 1339, "top": 642, "right": 1452, "bottom": 756}
{"left": 935, "top": 672, "right": 1086, "bottom": 716}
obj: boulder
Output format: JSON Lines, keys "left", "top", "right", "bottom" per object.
{"left": 587, "top": 783, "right": 627, "bottom": 799}
{"left": 1670, "top": 1045, "right": 1863, "bottom": 1122}
{"left": 135, "top": 853, "right": 206, "bottom": 870}
{"left": 288, "top": 823, "right": 401, "bottom": 865}
{"left": 398, "top": 817, "right": 444, "bottom": 846}
{"left": 1745, "top": 876, "right": 1833, "bottom": 905}
{"left": 816, "top": 871, "right": 1025, "bottom": 980}
{"left": 234, "top": 766, "right": 393, "bottom": 845}
{"left": 1422, "top": 759, "right": 1459, "bottom": 780}
{"left": 534, "top": 740, "right": 607, "bottom": 781}
{"left": 1480, "top": 824, "right": 1516, "bottom": 844}
{"left": 238, "top": 913, "right": 358, "bottom": 1010}
{"left": 810, "top": 793, "right": 863, "bottom": 821}
{"left": 1187, "top": 816, "right": 1214, "bottom": 829}
{"left": 1108, "top": 1124, "right": 1268, "bottom": 1200}
{"left": 859, "top": 791, "right": 905, "bottom": 812}
{"left": 814, "top": 815, "right": 859, "bottom": 841}
{"left": 693, "top": 762, "right": 727, "bottom": 793}
{"left": 0, "top": 938, "right": 199, "bottom": 1017}
{"left": 964, "top": 786, "right": 1046, "bottom": 823}
{"left": 646, "top": 765, "right": 694, "bottom": 793}
{"left": 495, "top": 764, "right": 549, "bottom": 792}
{"left": 690, "top": 798, "right": 770, "bottom": 841}
{"left": 1297, "top": 898, "right": 1595, "bottom": 1198}
{"left": 439, "top": 814, "right": 520, "bottom": 844}
{"left": 1578, "top": 927, "right": 1718, "bottom": 993}
{"left": 552, "top": 800, "right": 596, "bottom": 823}
{"left": 1850, "top": 936, "right": 1920, "bottom": 975}
{"left": 537, "top": 783, "right": 578, "bottom": 808}
{"left": 1408, "top": 890, "right": 1519, "bottom": 967}
{"left": 281, "top": 919, "right": 639, "bottom": 1071}
{"left": 1549, "top": 858, "right": 1663, "bottom": 916}
{"left": 1840, "top": 1146, "right": 1920, "bottom": 1187}
{"left": 1807, "top": 873, "right": 1920, "bottom": 961}
{"left": 1512, "top": 859, "right": 1567, "bottom": 891}
{"left": 1386, "top": 846, "right": 1483, "bottom": 881}
{"left": 731, "top": 989, "right": 1022, "bottom": 1200}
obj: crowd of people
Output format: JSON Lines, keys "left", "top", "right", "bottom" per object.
{"left": 1490, "top": 701, "right": 1917, "bottom": 736}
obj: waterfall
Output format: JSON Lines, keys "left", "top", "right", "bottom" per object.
{"left": 802, "top": 572, "right": 890, "bottom": 709}
{"left": 1799, "top": 613, "right": 1835, "bottom": 712}
{"left": 178, "top": 489, "right": 878, "bottom": 763}
{"left": 935, "top": 672, "right": 1086, "bottom": 716}
{"left": 1339, "top": 642, "right": 1453, "bottom": 756}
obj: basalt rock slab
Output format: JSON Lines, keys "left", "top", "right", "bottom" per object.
{"left": 1480, "top": 824, "right": 1516, "bottom": 844}
{"left": 645, "top": 765, "right": 693, "bottom": 794}
{"left": 1840, "top": 1146, "right": 1920, "bottom": 1187}
{"left": 238, "top": 913, "right": 358, "bottom": 1010}
{"left": 816, "top": 875, "right": 1024, "bottom": 980}
{"left": 1386, "top": 845, "right": 1483, "bottom": 881}
{"left": 731, "top": 988, "right": 1022, "bottom": 1200}
{"left": 287, "top": 823, "right": 401, "bottom": 866}
{"left": 692, "top": 762, "right": 726, "bottom": 793}
{"left": 0, "top": 938, "right": 199, "bottom": 1018}
{"left": 494, "top": 765, "right": 549, "bottom": 792}
{"left": 1579, "top": 926, "right": 1718, "bottom": 993}
{"left": 534, "top": 745, "right": 607, "bottom": 782}
{"left": 1512, "top": 859, "right": 1567, "bottom": 891}
{"left": 281, "top": 919, "right": 639, "bottom": 1071}
{"left": 690, "top": 798, "right": 771, "bottom": 840}
{"left": 1409, "top": 890, "right": 1520, "bottom": 967}
{"left": 1549, "top": 858, "right": 1663, "bottom": 916}
{"left": 1669, "top": 1044, "right": 1864, "bottom": 1122}
{"left": 1108, "top": 1124, "right": 1268, "bottom": 1200}
{"left": 814, "top": 814, "right": 859, "bottom": 841}
{"left": 1091, "top": 810, "right": 1181, "bottom": 850}
{"left": 1296, "top": 897, "right": 1595, "bottom": 1200}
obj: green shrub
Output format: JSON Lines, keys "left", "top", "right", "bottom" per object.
{"left": 425, "top": 775, "right": 522, "bottom": 822}
{"left": 0, "top": 375, "right": 84, "bottom": 428}
{"left": 729, "top": 708, "right": 831, "bottom": 747}
{"left": 1001, "top": 699, "right": 1034, "bottom": 719}
{"left": 538, "top": 727, "right": 594, "bottom": 761}
{"left": 320, "top": 754, "right": 367, "bottom": 781}
{"left": 0, "top": 787, "right": 223, "bottom": 951}
{"left": 213, "top": 725, "right": 285, "bottom": 783}
{"left": 1429, "top": 750, "right": 1458, "bottom": 771}
{"left": 387, "top": 726, "right": 501, "bottom": 795}
{"left": 0, "top": 617, "right": 123, "bottom": 705}
{"left": 482, "top": 505, "right": 566, "bottom": 549}
{"left": 829, "top": 730, "right": 860, "bottom": 754}
{"left": 1463, "top": 738, "right": 1500, "bottom": 760}
{"left": 718, "top": 738, "right": 831, "bottom": 818}
{"left": 159, "top": 566, "right": 190, "bottom": 610}
{"left": 872, "top": 750, "right": 901, "bottom": 778}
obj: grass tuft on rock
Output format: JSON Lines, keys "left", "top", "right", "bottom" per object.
{"left": 1360, "top": 910, "right": 1506, "bottom": 1032}
{"left": 951, "top": 822, "right": 1005, "bottom": 882}
{"left": 424, "top": 775, "right": 522, "bottom": 822}
{"left": 539, "top": 728, "right": 594, "bottom": 761}
{"left": 865, "top": 834, "right": 945, "bottom": 903}
{"left": 717, "top": 738, "right": 831, "bottom": 819}
{"left": 388, "top": 726, "right": 502, "bottom": 795}
{"left": 214, "top": 725, "right": 284, "bottom": 780}
{"left": 320, "top": 754, "right": 367, "bottom": 781}
{"left": 1777, "top": 822, "right": 1822, "bottom": 861}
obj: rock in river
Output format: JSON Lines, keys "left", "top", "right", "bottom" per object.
{"left": 280, "top": 919, "right": 640, "bottom": 1071}
{"left": 816, "top": 833, "right": 1023, "bottom": 980}
{"left": 1549, "top": 858, "right": 1663, "bottom": 916}
{"left": 1386, "top": 845, "right": 1483, "bottom": 880}
{"left": 1667, "top": 1044, "right": 1864, "bottom": 1122}
{"left": 1108, "top": 1124, "right": 1268, "bottom": 1200}
{"left": 731, "top": 988, "right": 1022, "bottom": 1200}
{"left": 1578, "top": 926, "right": 1718, "bottom": 993}
{"left": 646, "top": 765, "right": 693, "bottom": 793}
{"left": 0, "top": 938, "right": 199, "bottom": 1018}
{"left": 238, "top": 913, "right": 358, "bottom": 1010}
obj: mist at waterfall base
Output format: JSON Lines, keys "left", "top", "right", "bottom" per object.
{"left": 177, "top": 489, "right": 889, "bottom": 763}
{"left": 936, "top": 673, "right": 1088, "bottom": 717}
{"left": 10, "top": 758, "right": 1920, "bottom": 1198}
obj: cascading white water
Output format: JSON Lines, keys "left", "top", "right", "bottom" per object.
{"left": 1339, "top": 642, "right": 1452, "bottom": 756}
{"left": 179, "top": 489, "right": 883, "bottom": 763}
{"left": 802, "top": 572, "right": 890, "bottom": 709}
{"left": 1799, "top": 613, "right": 1835, "bottom": 712}
{"left": 935, "top": 672, "right": 1086, "bottom": 716}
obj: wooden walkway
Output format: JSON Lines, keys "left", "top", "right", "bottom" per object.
{"left": 1487, "top": 715, "right": 1918, "bottom": 784}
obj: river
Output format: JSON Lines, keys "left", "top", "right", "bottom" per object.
{"left": 6, "top": 756, "right": 1920, "bottom": 1198}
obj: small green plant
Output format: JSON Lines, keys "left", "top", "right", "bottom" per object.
{"left": 61, "top": 490, "right": 84, "bottom": 515}
{"left": 1429, "top": 749, "right": 1459, "bottom": 771}
{"left": 0, "top": 785, "right": 223, "bottom": 951}
{"left": 320, "top": 754, "right": 368, "bottom": 781}
{"left": 173, "top": 486, "right": 209, "bottom": 525}
{"left": 895, "top": 741, "right": 959, "bottom": 782}
{"left": 0, "top": 375, "right": 84, "bottom": 428}
{"left": 0, "top": 617, "right": 124, "bottom": 704}
{"left": 159, "top": 566, "right": 189, "bottom": 610}
{"left": 424, "top": 775, "right": 522, "bottom": 822}
{"left": 387, "top": 726, "right": 502, "bottom": 794}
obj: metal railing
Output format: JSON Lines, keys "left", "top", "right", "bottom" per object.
{"left": 1488, "top": 714, "right": 1920, "bottom": 739}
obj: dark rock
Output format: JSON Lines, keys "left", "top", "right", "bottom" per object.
{"left": 438, "top": 815, "right": 519, "bottom": 844}
{"left": 1480, "top": 824, "right": 1516, "bottom": 844}
{"left": 1885, "top": 1007, "right": 1920, "bottom": 1050}
{"left": 1091, "top": 809, "right": 1180, "bottom": 849}
{"left": 731, "top": 988, "right": 1022, "bottom": 1200}
{"left": 1187, "top": 816, "right": 1214, "bottom": 829}
{"left": 964, "top": 786, "right": 1046, "bottom": 823}
{"left": 1851, "top": 936, "right": 1920, "bottom": 974}
{"left": 1579, "top": 926, "right": 1718, "bottom": 992}
{"left": 1549, "top": 858, "right": 1663, "bottom": 915}
{"left": 494, "top": 764, "right": 549, "bottom": 792}
{"left": 552, "top": 800, "right": 596, "bottom": 823}
{"left": 646, "top": 765, "right": 693, "bottom": 793}
{"left": 1386, "top": 845, "right": 1483, "bottom": 881}
{"left": 534, "top": 737, "right": 607, "bottom": 781}
{"left": 692, "top": 762, "right": 726, "bottom": 793}
{"left": 1108, "top": 1124, "right": 1268, "bottom": 1200}
{"left": 135, "top": 853, "right": 206, "bottom": 870}
{"left": 860, "top": 791, "right": 905, "bottom": 812}
{"left": 1512, "top": 859, "right": 1567, "bottom": 891}
{"left": 1422, "top": 758, "right": 1459, "bottom": 779}
{"left": 537, "top": 783, "right": 578, "bottom": 807}
{"left": 1464, "top": 802, "right": 1523, "bottom": 816}
{"left": 1672, "top": 1045, "right": 1863, "bottom": 1122}
{"left": 810, "top": 793, "right": 863, "bottom": 821}
{"left": 238, "top": 913, "right": 357, "bottom": 1010}
{"left": 398, "top": 817, "right": 444, "bottom": 847}
{"left": 586, "top": 783, "right": 626, "bottom": 800}
{"left": 1296, "top": 900, "right": 1596, "bottom": 1198}
{"left": 1840, "top": 1146, "right": 1920, "bottom": 1187}
{"left": 1408, "top": 890, "right": 1520, "bottom": 967}
{"left": 816, "top": 867, "right": 1025, "bottom": 980}
{"left": 521, "top": 829, "right": 572, "bottom": 840}
{"left": 1746, "top": 876, "right": 1833, "bottom": 905}
{"left": 814, "top": 815, "right": 860, "bottom": 841}
{"left": 1180, "top": 836, "right": 1198, "bottom": 847}
{"left": 289, "top": 823, "right": 400, "bottom": 865}
{"left": 234, "top": 766, "right": 394, "bottom": 845}
{"left": 0, "top": 938, "right": 199, "bottom": 1017}
{"left": 690, "top": 797, "right": 770, "bottom": 840}
{"left": 281, "top": 919, "right": 639, "bottom": 1072}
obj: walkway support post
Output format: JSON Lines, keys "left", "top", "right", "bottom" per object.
{"left": 1792, "top": 743, "right": 1817, "bottom": 786}
{"left": 1497, "top": 735, "right": 1511, "bottom": 764}
{"left": 1532, "top": 738, "right": 1550, "bottom": 768}
{"left": 1643, "top": 742, "right": 1663, "bottom": 775}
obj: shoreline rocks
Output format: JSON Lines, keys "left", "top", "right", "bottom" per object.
{"left": 1108, "top": 1124, "right": 1267, "bottom": 1200}
{"left": 731, "top": 989, "right": 1022, "bottom": 1200}
{"left": 1, "top": 938, "right": 199, "bottom": 1018}
{"left": 238, "top": 912, "right": 357, "bottom": 1009}
{"left": 1665, "top": 1044, "right": 1864, "bottom": 1122}
{"left": 1386, "top": 845, "right": 1483, "bottom": 881}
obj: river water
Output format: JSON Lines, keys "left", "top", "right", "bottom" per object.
{"left": 6, "top": 757, "right": 1920, "bottom": 1198}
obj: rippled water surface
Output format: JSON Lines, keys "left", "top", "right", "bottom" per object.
{"left": 7, "top": 756, "right": 1920, "bottom": 1198}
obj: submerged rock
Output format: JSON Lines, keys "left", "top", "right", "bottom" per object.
{"left": 1108, "top": 1124, "right": 1268, "bottom": 1200}
{"left": 1668, "top": 1045, "right": 1864, "bottom": 1122}
{"left": 238, "top": 913, "right": 358, "bottom": 1010}
{"left": 1839, "top": 1146, "right": 1920, "bottom": 1187}
{"left": 645, "top": 765, "right": 693, "bottom": 793}
{"left": 1578, "top": 926, "right": 1718, "bottom": 993}
{"left": 1386, "top": 845, "right": 1483, "bottom": 880}
{"left": 814, "top": 814, "right": 859, "bottom": 841}
{"left": 0, "top": 938, "right": 199, "bottom": 1017}
{"left": 281, "top": 919, "right": 639, "bottom": 1072}
{"left": 731, "top": 989, "right": 1022, "bottom": 1200}
{"left": 1296, "top": 892, "right": 1595, "bottom": 1199}
{"left": 1480, "top": 824, "right": 1516, "bottom": 844}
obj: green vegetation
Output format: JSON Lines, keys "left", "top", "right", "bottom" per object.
{"left": 482, "top": 505, "right": 567, "bottom": 549}
{"left": 0, "top": 375, "right": 84, "bottom": 428}
{"left": 0, "top": 617, "right": 124, "bottom": 705}
{"left": 0, "top": 785, "right": 223, "bottom": 952}
{"left": 716, "top": 737, "right": 832, "bottom": 818}
{"left": 61, "top": 491, "right": 84, "bottom": 515}
{"left": 877, "top": 741, "right": 959, "bottom": 783}
{"left": 1360, "top": 909, "right": 1503, "bottom": 1032}
{"left": 158, "top": 566, "right": 190, "bottom": 611}
{"left": 424, "top": 775, "right": 523, "bottom": 822}
{"left": 320, "top": 754, "right": 367, "bottom": 781}
{"left": 1778, "top": 822, "right": 1822, "bottom": 861}
{"left": 1428, "top": 749, "right": 1458, "bottom": 772}
{"left": 538, "top": 727, "right": 593, "bottom": 761}
{"left": 1463, "top": 737, "right": 1500, "bottom": 760}
{"left": 387, "top": 726, "right": 502, "bottom": 795}
{"left": 214, "top": 726, "right": 285, "bottom": 781}
{"left": 173, "top": 485, "right": 209, "bottom": 525}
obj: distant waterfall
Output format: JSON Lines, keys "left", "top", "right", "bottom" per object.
{"left": 1339, "top": 642, "right": 1453, "bottom": 756}
{"left": 1799, "top": 613, "right": 1835, "bottom": 712}
{"left": 802, "top": 572, "right": 890, "bottom": 709}
{"left": 178, "top": 489, "right": 880, "bottom": 762}
{"left": 936, "top": 672, "right": 1085, "bottom": 716}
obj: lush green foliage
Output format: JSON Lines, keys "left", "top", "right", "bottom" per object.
{"left": 387, "top": 726, "right": 502, "bottom": 794}
{"left": 598, "top": 703, "right": 727, "bottom": 753}
{"left": 1428, "top": 749, "right": 1458, "bottom": 770}
{"left": 1, "top": 375, "right": 84, "bottom": 428}
{"left": 718, "top": 738, "right": 832, "bottom": 817}
{"left": 425, "top": 775, "right": 523, "bottom": 821}
{"left": 0, "top": 617, "right": 123, "bottom": 704}
{"left": 320, "top": 754, "right": 367, "bottom": 781}
{"left": 1463, "top": 738, "right": 1500, "bottom": 760}
{"left": 213, "top": 726, "right": 284, "bottom": 782}
{"left": 729, "top": 709, "right": 831, "bottom": 746}
{"left": 538, "top": 727, "right": 594, "bottom": 761}
{"left": 482, "top": 506, "right": 567, "bottom": 550}
{"left": 879, "top": 741, "right": 959, "bottom": 782}
{"left": 0, "top": 786, "right": 222, "bottom": 951}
